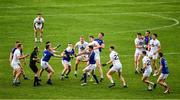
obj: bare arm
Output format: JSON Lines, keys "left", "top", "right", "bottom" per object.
{"left": 106, "top": 59, "right": 112, "bottom": 65}
{"left": 9, "top": 53, "right": 12, "bottom": 63}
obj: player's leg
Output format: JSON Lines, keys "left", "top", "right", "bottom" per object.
{"left": 45, "top": 64, "right": 54, "bottom": 85}
{"left": 91, "top": 69, "right": 99, "bottom": 84}
{"left": 152, "top": 55, "right": 158, "bottom": 76}
{"left": 20, "top": 65, "right": 29, "bottom": 80}
{"left": 13, "top": 68, "right": 22, "bottom": 86}
{"left": 96, "top": 58, "right": 104, "bottom": 82}
{"left": 39, "top": 68, "right": 44, "bottom": 77}
{"left": 34, "top": 28, "right": 38, "bottom": 42}
{"left": 134, "top": 50, "right": 138, "bottom": 73}
{"left": 30, "top": 64, "right": 41, "bottom": 86}
{"left": 157, "top": 74, "right": 170, "bottom": 93}
{"left": 81, "top": 65, "right": 92, "bottom": 86}
{"left": 39, "top": 29, "right": 43, "bottom": 42}
{"left": 117, "top": 70, "right": 127, "bottom": 87}
{"left": 74, "top": 57, "right": 80, "bottom": 77}
{"left": 65, "top": 65, "right": 71, "bottom": 78}
{"left": 106, "top": 69, "right": 116, "bottom": 88}
{"left": 60, "top": 62, "right": 68, "bottom": 80}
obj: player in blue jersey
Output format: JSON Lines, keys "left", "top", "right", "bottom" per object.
{"left": 39, "top": 41, "right": 61, "bottom": 78}
{"left": 77, "top": 45, "right": 99, "bottom": 86}
{"left": 40, "top": 44, "right": 61, "bottom": 85}
{"left": 94, "top": 32, "right": 105, "bottom": 82}
{"left": 156, "top": 52, "right": 170, "bottom": 94}
{"left": 60, "top": 43, "right": 75, "bottom": 80}
{"left": 144, "top": 31, "right": 151, "bottom": 50}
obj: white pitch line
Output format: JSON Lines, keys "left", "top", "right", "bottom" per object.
{"left": 0, "top": 1, "right": 180, "bottom": 9}
{"left": 1, "top": 12, "right": 179, "bottom": 38}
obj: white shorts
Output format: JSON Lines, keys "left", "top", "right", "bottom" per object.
{"left": 77, "top": 55, "right": 88, "bottom": 61}
{"left": 159, "top": 73, "right": 168, "bottom": 80}
{"left": 109, "top": 64, "right": 122, "bottom": 72}
{"left": 134, "top": 49, "right": 142, "bottom": 58}
{"left": 143, "top": 68, "right": 152, "bottom": 77}
{"left": 35, "top": 25, "right": 43, "bottom": 30}
{"left": 95, "top": 53, "right": 100, "bottom": 61}
{"left": 83, "top": 64, "right": 96, "bottom": 71}
{"left": 148, "top": 52, "right": 158, "bottom": 60}
{"left": 11, "top": 62, "right": 21, "bottom": 70}
{"left": 41, "top": 61, "right": 49, "bottom": 69}
{"left": 62, "top": 60, "right": 71, "bottom": 66}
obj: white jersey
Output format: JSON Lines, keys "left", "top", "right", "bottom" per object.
{"left": 88, "top": 41, "right": 100, "bottom": 54}
{"left": 149, "top": 39, "right": 160, "bottom": 53}
{"left": 135, "top": 38, "right": 144, "bottom": 51}
{"left": 142, "top": 56, "right": 151, "bottom": 70}
{"left": 75, "top": 41, "right": 88, "bottom": 54}
{"left": 11, "top": 49, "right": 21, "bottom": 64}
{"left": 110, "top": 51, "right": 121, "bottom": 66}
{"left": 34, "top": 17, "right": 44, "bottom": 27}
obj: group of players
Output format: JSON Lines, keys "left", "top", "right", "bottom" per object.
{"left": 134, "top": 31, "right": 170, "bottom": 93}
{"left": 9, "top": 14, "right": 170, "bottom": 94}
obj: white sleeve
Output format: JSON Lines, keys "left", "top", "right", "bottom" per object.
{"left": 135, "top": 38, "right": 138, "bottom": 45}
{"left": 33, "top": 18, "right": 36, "bottom": 23}
{"left": 42, "top": 18, "right": 45, "bottom": 22}
{"left": 110, "top": 53, "right": 114, "bottom": 61}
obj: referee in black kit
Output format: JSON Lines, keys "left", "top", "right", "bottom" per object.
{"left": 29, "top": 46, "right": 41, "bottom": 86}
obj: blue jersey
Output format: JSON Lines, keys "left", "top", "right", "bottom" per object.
{"left": 89, "top": 51, "right": 96, "bottom": 64}
{"left": 42, "top": 50, "right": 54, "bottom": 62}
{"left": 63, "top": 49, "right": 75, "bottom": 62}
{"left": 94, "top": 38, "right": 104, "bottom": 52}
{"left": 144, "top": 36, "right": 152, "bottom": 45}
{"left": 160, "top": 58, "right": 169, "bottom": 74}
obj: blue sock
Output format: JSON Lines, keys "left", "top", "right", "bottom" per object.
{"left": 83, "top": 73, "right": 87, "bottom": 83}
{"left": 93, "top": 75, "right": 99, "bottom": 83}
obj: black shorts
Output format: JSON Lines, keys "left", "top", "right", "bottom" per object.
{"left": 29, "top": 64, "right": 38, "bottom": 73}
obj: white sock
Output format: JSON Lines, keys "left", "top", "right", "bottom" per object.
{"left": 110, "top": 78, "right": 114, "bottom": 83}
{"left": 35, "top": 38, "right": 37, "bottom": 42}
{"left": 40, "top": 38, "right": 42, "bottom": 42}
{"left": 74, "top": 71, "right": 77, "bottom": 74}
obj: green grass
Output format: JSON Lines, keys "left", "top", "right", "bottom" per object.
{"left": 0, "top": 0, "right": 180, "bottom": 99}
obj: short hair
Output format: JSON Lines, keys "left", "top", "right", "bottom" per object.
{"left": 46, "top": 45, "right": 50, "bottom": 49}
{"left": 142, "top": 51, "right": 147, "bottom": 55}
{"left": 89, "top": 35, "right": 94, "bottom": 39}
{"left": 37, "top": 13, "right": 42, "bottom": 15}
{"left": 153, "top": 33, "right": 158, "bottom": 37}
{"left": 146, "top": 30, "right": 150, "bottom": 34}
{"left": 99, "top": 32, "right": 104, "bottom": 36}
{"left": 159, "top": 52, "right": 163, "bottom": 57}
{"left": 80, "top": 36, "right": 84, "bottom": 38}
{"left": 16, "top": 41, "right": 20, "bottom": 44}
{"left": 46, "top": 41, "right": 50, "bottom": 45}
{"left": 88, "top": 45, "right": 94, "bottom": 49}
{"left": 137, "top": 33, "right": 141, "bottom": 36}
{"left": 34, "top": 46, "right": 38, "bottom": 51}
{"left": 110, "top": 46, "right": 115, "bottom": 50}
{"left": 17, "top": 43, "right": 22, "bottom": 48}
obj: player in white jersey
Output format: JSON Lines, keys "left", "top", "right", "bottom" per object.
{"left": 102, "top": 46, "right": 127, "bottom": 88}
{"left": 134, "top": 33, "right": 144, "bottom": 74}
{"left": 148, "top": 33, "right": 161, "bottom": 76}
{"left": 74, "top": 36, "right": 89, "bottom": 77}
{"left": 88, "top": 36, "right": 104, "bottom": 81}
{"left": 33, "top": 13, "right": 45, "bottom": 43}
{"left": 141, "top": 51, "right": 156, "bottom": 91}
{"left": 11, "top": 43, "right": 29, "bottom": 86}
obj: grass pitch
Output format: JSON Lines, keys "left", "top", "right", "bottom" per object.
{"left": 0, "top": 0, "right": 180, "bottom": 99}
